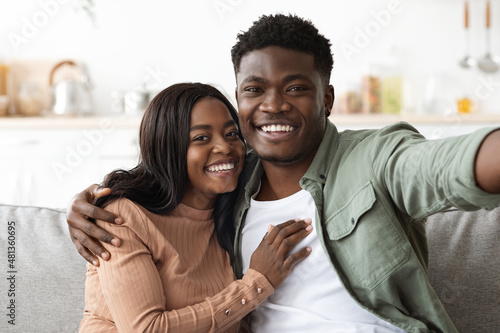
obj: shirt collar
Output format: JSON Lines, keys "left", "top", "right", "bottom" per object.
{"left": 301, "top": 120, "right": 339, "bottom": 185}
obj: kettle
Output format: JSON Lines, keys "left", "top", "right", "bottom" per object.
{"left": 49, "top": 60, "right": 93, "bottom": 116}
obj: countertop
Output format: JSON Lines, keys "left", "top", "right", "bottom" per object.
{"left": 1, "top": 113, "right": 500, "bottom": 129}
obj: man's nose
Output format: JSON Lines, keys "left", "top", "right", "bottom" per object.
{"left": 259, "top": 90, "right": 291, "bottom": 113}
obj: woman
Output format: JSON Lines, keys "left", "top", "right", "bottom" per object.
{"left": 79, "top": 83, "right": 312, "bottom": 332}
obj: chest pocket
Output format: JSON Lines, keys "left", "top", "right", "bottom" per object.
{"left": 325, "top": 181, "right": 410, "bottom": 290}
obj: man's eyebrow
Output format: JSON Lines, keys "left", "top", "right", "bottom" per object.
{"left": 282, "top": 74, "right": 311, "bottom": 84}
{"left": 240, "top": 75, "right": 268, "bottom": 85}
{"left": 190, "top": 120, "right": 236, "bottom": 132}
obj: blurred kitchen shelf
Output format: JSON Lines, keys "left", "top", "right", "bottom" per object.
{"left": 328, "top": 113, "right": 500, "bottom": 125}
{"left": 1, "top": 113, "right": 500, "bottom": 130}
{"left": 0, "top": 115, "right": 144, "bottom": 129}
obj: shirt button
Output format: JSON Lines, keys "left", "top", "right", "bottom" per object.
{"left": 257, "top": 287, "right": 262, "bottom": 294}
{"left": 320, "top": 174, "right": 325, "bottom": 179}
{"left": 351, "top": 218, "right": 355, "bottom": 225}
{"left": 241, "top": 298, "right": 246, "bottom": 305}
{"left": 225, "top": 310, "right": 230, "bottom": 316}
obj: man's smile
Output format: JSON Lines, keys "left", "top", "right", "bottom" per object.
{"left": 259, "top": 124, "right": 297, "bottom": 133}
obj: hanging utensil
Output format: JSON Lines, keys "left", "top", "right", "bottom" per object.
{"left": 478, "top": 1, "right": 500, "bottom": 73}
{"left": 459, "top": 1, "right": 477, "bottom": 68}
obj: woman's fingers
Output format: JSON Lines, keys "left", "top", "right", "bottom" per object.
{"left": 249, "top": 218, "right": 314, "bottom": 288}
{"left": 276, "top": 222, "right": 313, "bottom": 259}
{"left": 282, "top": 246, "right": 312, "bottom": 271}
{"left": 264, "top": 219, "right": 297, "bottom": 243}
{"left": 266, "top": 218, "right": 312, "bottom": 245}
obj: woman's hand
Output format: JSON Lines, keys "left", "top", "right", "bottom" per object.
{"left": 249, "top": 219, "right": 313, "bottom": 288}
{"left": 66, "top": 184, "right": 123, "bottom": 266}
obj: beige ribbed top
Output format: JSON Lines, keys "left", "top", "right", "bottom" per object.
{"left": 79, "top": 198, "right": 273, "bottom": 333}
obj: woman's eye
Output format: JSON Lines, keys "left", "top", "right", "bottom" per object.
{"left": 193, "top": 135, "right": 209, "bottom": 142}
{"left": 226, "top": 130, "right": 239, "bottom": 138}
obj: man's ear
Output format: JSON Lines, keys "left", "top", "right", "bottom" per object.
{"left": 324, "top": 85, "right": 334, "bottom": 115}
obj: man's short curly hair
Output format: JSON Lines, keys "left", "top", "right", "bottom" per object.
{"left": 231, "top": 14, "right": 334, "bottom": 87}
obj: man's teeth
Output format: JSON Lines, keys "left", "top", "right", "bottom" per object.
{"left": 207, "top": 162, "right": 235, "bottom": 172}
{"left": 260, "top": 124, "right": 295, "bottom": 133}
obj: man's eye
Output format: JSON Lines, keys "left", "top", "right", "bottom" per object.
{"left": 226, "top": 130, "right": 240, "bottom": 138}
{"left": 245, "top": 87, "right": 261, "bottom": 93}
{"left": 288, "top": 86, "right": 306, "bottom": 92}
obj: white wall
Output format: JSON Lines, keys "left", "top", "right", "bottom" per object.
{"left": 1, "top": 0, "right": 499, "bottom": 115}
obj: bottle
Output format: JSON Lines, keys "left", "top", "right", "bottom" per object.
{"left": 361, "top": 64, "right": 382, "bottom": 114}
{"left": 380, "top": 49, "right": 404, "bottom": 115}
{"left": 0, "top": 59, "right": 10, "bottom": 116}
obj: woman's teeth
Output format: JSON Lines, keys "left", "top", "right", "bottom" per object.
{"left": 260, "top": 124, "right": 295, "bottom": 133}
{"left": 207, "top": 162, "right": 235, "bottom": 172}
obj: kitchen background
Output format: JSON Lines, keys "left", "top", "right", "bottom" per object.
{"left": 1, "top": 0, "right": 500, "bottom": 208}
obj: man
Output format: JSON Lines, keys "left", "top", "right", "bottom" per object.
{"left": 67, "top": 14, "right": 500, "bottom": 332}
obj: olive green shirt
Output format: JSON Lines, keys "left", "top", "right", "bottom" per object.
{"left": 233, "top": 120, "right": 500, "bottom": 333}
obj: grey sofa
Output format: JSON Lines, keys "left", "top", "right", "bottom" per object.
{"left": 0, "top": 204, "right": 498, "bottom": 333}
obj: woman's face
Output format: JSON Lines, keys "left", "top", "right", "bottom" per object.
{"left": 182, "top": 97, "right": 245, "bottom": 210}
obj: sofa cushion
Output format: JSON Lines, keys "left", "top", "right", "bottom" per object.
{"left": 0, "top": 204, "right": 86, "bottom": 332}
{"left": 1, "top": 203, "right": 498, "bottom": 332}
{"left": 426, "top": 207, "right": 500, "bottom": 333}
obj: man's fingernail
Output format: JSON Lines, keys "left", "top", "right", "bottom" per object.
{"left": 267, "top": 224, "right": 273, "bottom": 232}
{"left": 304, "top": 218, "right": 312, "bottom": 223}
{"left": 114, "top": 217, "right": 123, "bottom": 224}
{"left": 101, "top": 252, "right": 109, "bottom": 260}
{"left": 306, "top": 247, "right": 312, "bottom": 252}
{"left": 92, "top": 260, "right": 98, "bottom": 266}
{"left": 294, "top": 218, "right": 301, "bottom": 221}
{"left": 306, "top": 225, "right": 313, "bottom": 231}
{"left": 111, "top": 238, "right": 120, "bottom": 246}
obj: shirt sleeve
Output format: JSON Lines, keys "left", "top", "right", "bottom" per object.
{"left": 94, "top": 199, "right": 273, "bottom": 333}
{"left": 367, "top": 123, "right": 500, "bottom": 219}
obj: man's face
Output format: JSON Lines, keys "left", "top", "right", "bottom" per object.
{"left": 235, "top": 46, "right": 333, "bottom": 166}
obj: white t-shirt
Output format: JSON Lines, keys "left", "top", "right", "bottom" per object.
{"left": 241, "top": 189, "right": 405, "bottom": 333}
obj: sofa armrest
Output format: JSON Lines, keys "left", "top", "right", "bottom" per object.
{"left": 0, "top": 204, "right": 86, "bottom": 332}
{"left": 426, "top": 207, "right": 500, "bottom": 332}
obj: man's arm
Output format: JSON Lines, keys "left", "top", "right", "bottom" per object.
{"left": 475, "top": 129, "right": 500, "bottom": 193}
{"left": 368, "top": 124, "right": 500, "bottom": 219}
{"left": 66, "top": 184, "right": 123, "bottom": 265}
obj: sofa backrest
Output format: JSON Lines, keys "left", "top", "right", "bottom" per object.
{"left": 426, "top": 207, "right": 500, "bottom": 333}
{"left": 0, "top": 204, "right": 86, "bottom": 333}
{"left": 0, "top": 204, "right": 498, "bottom": 332}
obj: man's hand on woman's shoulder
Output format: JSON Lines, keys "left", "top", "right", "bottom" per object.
{"left": 66, "top": 184, "right": 123, "bottom": 266}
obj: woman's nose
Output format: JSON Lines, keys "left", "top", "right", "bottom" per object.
{"left": 212, "top": 139, "right": 233, "bottom": 155}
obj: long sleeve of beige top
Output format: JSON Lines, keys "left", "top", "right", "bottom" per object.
{"left": 79, "top": 198, "right": 273, "bottom": 333}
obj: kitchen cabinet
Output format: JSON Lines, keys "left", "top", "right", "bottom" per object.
{"left": 0, "top": 116, "right": 140, "bottom": 208}
{"left": 1, "top": 114, "right": 500, "bottom": 208}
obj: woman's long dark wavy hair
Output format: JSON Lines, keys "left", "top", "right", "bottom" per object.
{"left": 95, "top": 83, "right": 244, "bottom": 262}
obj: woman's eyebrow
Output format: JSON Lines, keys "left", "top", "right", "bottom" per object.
{"left": 190, "top": 124, "right": 212, "bottom": 132}
{"left": 190, "top": 120, "right": 236, "bottom": 132}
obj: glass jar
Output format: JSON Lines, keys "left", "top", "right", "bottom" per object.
{"left": 16, "top": 82, "right": 42, "bottom": 116}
